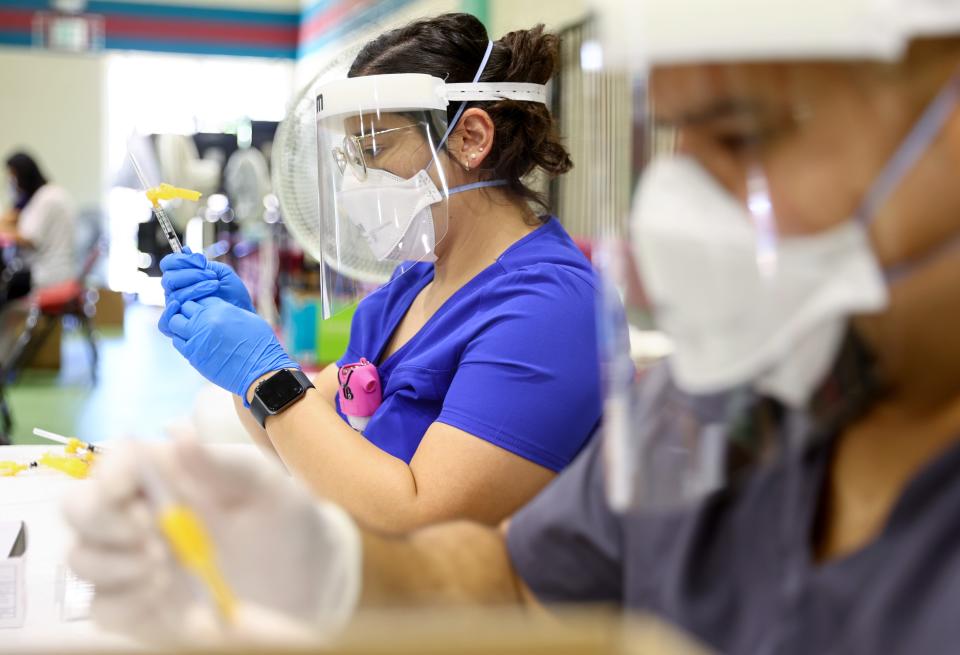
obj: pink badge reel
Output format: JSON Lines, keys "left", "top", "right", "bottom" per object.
{"left": 337, "top": 358, "right": 382, "bottom": 431}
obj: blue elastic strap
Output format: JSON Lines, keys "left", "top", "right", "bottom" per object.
{"left": 856, "top": 67, "right": 960, "bottom": 225}
{"left": 436, "top": 40, "right": 505, "bottom": 197}
{"left": 853, "top": 66, "right": 960, "bottom": 282}
{"left": 449, "top": 179, "right": 509, "bottom": 195}
{"left": 439, "top": 39, "right": 495, "bottom": 149}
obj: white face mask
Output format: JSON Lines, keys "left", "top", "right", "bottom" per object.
{"left": 337, "top": 167, "right": 442, "bottom": 262}
{"left": 632, "top": 156, "right": 889, "bottom": 407}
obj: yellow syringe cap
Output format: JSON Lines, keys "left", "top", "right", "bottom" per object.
{"left": 38, "top": 453, "right": 90, "bottom": 479}
{"left": 0, "top": 461, "right": 29, "bottom": 477}
{"left": 146, "top": 183, "right": 202, "bottom": 206}
{"left": 159, "top": 505, "right": 237, "bottom": 620}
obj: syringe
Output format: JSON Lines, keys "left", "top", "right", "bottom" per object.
{"left": 127, "top": 153, "right": 201, "bottom": 254}
{"left": 135, "top": 452, "right": 238, "bottom": 622}
{"left": 33, "top": 427, "right": 103, "bottom": 460}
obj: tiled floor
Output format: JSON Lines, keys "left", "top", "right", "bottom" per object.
{"left": 5, "top": 302, "right": 206, "bottom": 445}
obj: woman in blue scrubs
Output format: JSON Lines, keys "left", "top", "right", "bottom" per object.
{"left": 158, "top": 14, "right": 601, "bottom": 534}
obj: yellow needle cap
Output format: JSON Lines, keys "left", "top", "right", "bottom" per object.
{"left": 158, "top": 505, "right": 237, "bottom": 621}
{"left": 38, "top": 453, "right": 91, "bottom": 479}
{"left": 0, "top": 461, "right": 29, "bottom": 477}
{"left": 145, "top": 183, "right": 203, "bottom": 207}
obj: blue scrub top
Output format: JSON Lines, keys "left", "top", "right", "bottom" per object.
{"left": 335, "top": 217, "right": 601, "bottom": 472}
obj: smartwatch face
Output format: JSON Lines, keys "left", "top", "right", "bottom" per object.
{"left": 259, "top": 370, "right": 305, "bottom": 412}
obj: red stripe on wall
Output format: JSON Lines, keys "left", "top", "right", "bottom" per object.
{"left": 299, "top": 0, "right": 366, "bottom": 44}
{"left": 104, "top": 15, "right": 297, "bottom": 46}
{"left": 0, "top": 9, "right": 34, "bottom": 31}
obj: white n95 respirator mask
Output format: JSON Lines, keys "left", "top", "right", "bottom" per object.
{"left": 338, "top": 168, "right": 443, "bottom": 263}
{"left": 632, "top": 156, "right": 889, "bottom": 407}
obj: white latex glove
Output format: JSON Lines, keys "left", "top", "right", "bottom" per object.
{"left": 63, "top": 439, "right": 362, "bottom": 647}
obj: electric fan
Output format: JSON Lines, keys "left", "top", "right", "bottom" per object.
{"left": 271, "top": 45, "right": 396, "bottom": 288}
{"left": 224, "top": 147, "right": 271, "bottom": 226}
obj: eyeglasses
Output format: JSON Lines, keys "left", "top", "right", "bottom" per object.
{"left": 331, "top": 123, "right": 425, "bottom": 181}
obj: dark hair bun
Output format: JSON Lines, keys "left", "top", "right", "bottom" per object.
{"left": 350, "top": 14, "right": 573, "bottom": 210}
{"left": 497, "top": 25, "right": 558, "bottom": 85}
{"left": 486, "top": 25, "right": 573, "bottom": 193}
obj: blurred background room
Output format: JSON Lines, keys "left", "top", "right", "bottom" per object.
{"left": 0, "top": 0, "right": 637, "bottom": 447}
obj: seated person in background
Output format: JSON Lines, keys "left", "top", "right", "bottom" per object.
{"left": 64, "top": 2, "right": 960, "bottom": 653}
{"left": 1, "top": 152, "right": 76, "bottom": 307}
{"left": 150, "top": 14, "right": 602, "bottom": 535}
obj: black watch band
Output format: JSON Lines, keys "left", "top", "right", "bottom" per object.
{"left": 250, "top": 368, "right": 315, "bottom": 428}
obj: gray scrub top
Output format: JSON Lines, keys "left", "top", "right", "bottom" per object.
{"left": 507, "top": 369, "right": 960, "bottom": 655}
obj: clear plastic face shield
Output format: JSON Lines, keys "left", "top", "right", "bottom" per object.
{"left": 314, "top": 42, "right": 549, "bottom": 319}
{"left": 315, "top": 74, "right": 452, "bottom": 319}
{"left": 592, "top": 0, "right": 960, "bottom": 511}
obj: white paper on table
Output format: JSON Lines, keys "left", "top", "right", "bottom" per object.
{"left": 0, "top": 520, "right": 27, "bottom": 629}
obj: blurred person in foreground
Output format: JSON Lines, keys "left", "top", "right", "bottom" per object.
{"left": 63, "top": 1, "right": 960, "bottom": 653}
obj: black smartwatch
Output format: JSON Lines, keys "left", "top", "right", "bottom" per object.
{"left": 249, "top": 369, "right": 315, "bottom": 428}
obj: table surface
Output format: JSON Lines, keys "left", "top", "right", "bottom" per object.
{"left": 0, "top": 445, "right": 708, "bottom": 655}
{"left": 0, "top": 445, "right": 137, "bottom": 652}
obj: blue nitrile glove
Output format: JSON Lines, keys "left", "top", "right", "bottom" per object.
{"left": 160, "top": 248, "right": 254, "bottom": 313}
{"left": 161, "top": 296, "right": 297, "bottom": 402}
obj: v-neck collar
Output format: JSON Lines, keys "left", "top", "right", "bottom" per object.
{"left": 373, "top": 267, "right": 434, "bottom": 370}
{"left": 773, "top": 421, "right": 960, "bottom": 603}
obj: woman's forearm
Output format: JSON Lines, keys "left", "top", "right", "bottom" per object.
{"left": 0, "top": 227, "right": 29, "bottom": 246}
{"left": 261, "top": 389, "right": 423, "bottom": 533}
{"left": 244, "top": 365, "right": 552, "bottom": 535}
{"left": 232, "top": 394, "right": 282, "bottom": 461}
{"left": 0, "top": 208, "right": 18, "bottom": 228}
{"left": 233, "top": 364, "right": 342, "bottom": 462}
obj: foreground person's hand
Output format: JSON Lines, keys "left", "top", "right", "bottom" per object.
{"left": 63, "top": 439, "right": 362, "bottom": 646}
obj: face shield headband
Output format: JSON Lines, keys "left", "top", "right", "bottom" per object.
{"left": 318, "top": 40, "right": 550, "bottom": 198}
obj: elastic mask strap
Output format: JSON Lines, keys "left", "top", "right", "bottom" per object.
{"left": 439, "top": 39, "right": 494, "bottom": 149}
{"left": 449, "top": 179, "right": 508, "bottom": 196}
{"left": 853, "top": 67, "right": 960, "bottom": 283}
{"left": 856, "top": 67, "right": 960, "bottom": 225}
